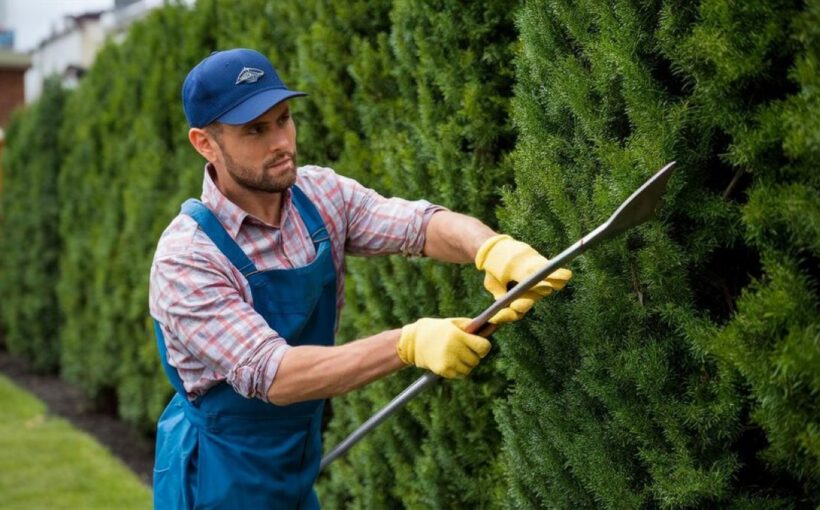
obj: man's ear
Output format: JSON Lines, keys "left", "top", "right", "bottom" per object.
{"left": 188, "top": 127, "right": 220, "bottom": 162}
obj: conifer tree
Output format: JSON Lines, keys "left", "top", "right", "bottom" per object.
{"left": 667, "top": 0, "right": 820, "bottom": 491}
{"left": 497, "top": 0, "right": 818, "bottom": 507}
{"left": 56, "top": 2, "right": 216, "bottom": 420}
{"left": 0, "top": 78, "right": 65, "bottom": 372}
{"left": 316, "top": 1, "right": 518, "bottom": 507}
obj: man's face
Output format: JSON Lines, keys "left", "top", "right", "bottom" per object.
{"left": 209, "top": 101, "right": 298, "bottom": 193}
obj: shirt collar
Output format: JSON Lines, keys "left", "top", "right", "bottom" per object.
{"left": 200, "top": 163, "right": 293, "bottom": 237}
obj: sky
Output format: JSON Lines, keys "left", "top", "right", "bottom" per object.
{"left": 3, "top": 0, "right": 114, "bottom": 52}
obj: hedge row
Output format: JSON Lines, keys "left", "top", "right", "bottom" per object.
{"left": 0, "top": 0, "right": 817, "bottom": 507}
{"left": 497, "top": 1, "right": 818, "bottom": 506}
{"left": 0, "top": 78, "right": 64, "bottom": 372}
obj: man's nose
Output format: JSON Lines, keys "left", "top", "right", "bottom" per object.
{"left": 268, "top": 126, "right": 291, "bottom": 153}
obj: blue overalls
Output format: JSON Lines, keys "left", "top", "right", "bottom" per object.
{"left": 152, "top": 185, "right": 336, "bottom": 509}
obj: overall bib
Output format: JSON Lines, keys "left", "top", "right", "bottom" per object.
{"left": 152, "top": 186, "right": 336, "bottom": 509}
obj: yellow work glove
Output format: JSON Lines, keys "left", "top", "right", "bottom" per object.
{"left": 397, "top": 318, "right": 492, "bottom": 379}
{"left": 475, "top": 234, "right": 572, "bottom": 324}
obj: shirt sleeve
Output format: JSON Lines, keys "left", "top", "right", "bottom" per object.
{"left": 334, "top": 171, "right": 446, "bottom": 256}
{"left": 150, "top": 248, "right": 291, "bottom": 402}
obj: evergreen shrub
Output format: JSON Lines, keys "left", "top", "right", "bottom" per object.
{"left": 315, "top": 1, "right": 518, "bottom": 507}
{"left": 0, "top": 78, "right": 65, "bottom": 372}
{"left": 497, "top": 0, "right": 818, "bottom": 507}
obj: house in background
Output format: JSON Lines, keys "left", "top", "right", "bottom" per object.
{"left": 0, "top": 0, "right": 29, "bottom": 129}
{"left": 24, "top": 0, "right": 164, "bottom": 103}
{"left": 0, "top": 0, "right": 167, "bottom": 194}
{"left": 0, "top": 48, "right": 28, "bottom": 127}
{"left": 24, "top": 11, "right": 106, "bottom": 101}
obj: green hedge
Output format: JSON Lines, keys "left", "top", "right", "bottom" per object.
{"left": 498, "top": 0, "right": 818, "bottom": 507}
{"left": 0, "top": 78, "right": 65, "bottom": 372}
{"left": 56, "top": 3, "right": 201, "bottom": 426}
{"left": 0, "top": 0, "right": 816, "bottom": 507}
{"left": 317, "top": 2, "right": 516, "bottom": 507}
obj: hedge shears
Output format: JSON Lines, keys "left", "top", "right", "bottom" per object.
{"left": 321, "top": 161, "right": 678, "bottom": 471}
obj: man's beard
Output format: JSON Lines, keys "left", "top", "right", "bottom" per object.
{"left": 222, "top": 148, "right": 298, "bottom": 193}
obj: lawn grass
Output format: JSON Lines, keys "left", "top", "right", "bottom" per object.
{"left": 0, "top": 373, "right": 152, "bottom": 509}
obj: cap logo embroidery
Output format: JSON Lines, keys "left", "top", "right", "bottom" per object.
{"left": 235, "top": 67, "right": 264, "bottom": 85}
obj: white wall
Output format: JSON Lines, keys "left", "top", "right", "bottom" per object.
{"left": 25, "top": 16, "right": 105, "bottom": 102}
{"left": 23, "top": 0, "right": 188, "bottom": 103}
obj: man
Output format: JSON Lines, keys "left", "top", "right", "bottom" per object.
{"left": 149, "top": 48, "right": 571, "bottom": 509}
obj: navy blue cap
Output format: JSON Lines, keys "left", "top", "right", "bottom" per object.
{"left": 182, "top": 48, "right": 306, "bottom": 128}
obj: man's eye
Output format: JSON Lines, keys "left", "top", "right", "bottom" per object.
{"left": 278, "top": 114, "right": 290, "bottom": 125}
{"left": 247, "top": 125, "right": 264, "bottom": 135}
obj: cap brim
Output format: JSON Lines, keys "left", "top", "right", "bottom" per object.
{"left": 217, "top": 88, "right": 307, "bottom": 125}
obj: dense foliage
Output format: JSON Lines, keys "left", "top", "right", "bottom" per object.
{"left": 0, "top": 78, "right": 65, "bottom": 372}
{"left": 499, "top": 0, "right": 818, "bottom": 506}
{"left": 0, "top": 0, "right": 816, "bottom": 507}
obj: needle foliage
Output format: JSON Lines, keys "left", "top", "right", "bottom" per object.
{"left": 498, "top": 0, "right": 819, "bottom": 507}
{"left": 0, "top": 78, "right": 65, "bottom": 372}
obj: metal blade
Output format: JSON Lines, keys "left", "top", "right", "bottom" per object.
{"left": 582, "top": 161, "right": 676, "bottom": 250}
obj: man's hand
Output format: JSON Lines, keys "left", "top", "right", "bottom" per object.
{"left": 397, "top": 318, "right": 491, "bottom": 378}
{"left": 475, "top": 234, "right": 572, "bottom": 324}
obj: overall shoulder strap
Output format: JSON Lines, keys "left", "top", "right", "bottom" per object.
{"left": 180, "top": 199, "right": 259, "bottom": 277}
{"left": 153, "top": 319, "right": 189, "bottom": 398}
{"left": 290, "top": 185, "right": 329, "bottom": 245}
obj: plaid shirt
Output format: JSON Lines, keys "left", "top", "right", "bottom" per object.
{"left": 149, "top": 164, "right": 442, "bottom": 402}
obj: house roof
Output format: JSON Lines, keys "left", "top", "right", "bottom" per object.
{"left": 36, "top": 11, "right": 105, "bottom": 50}
{"left": 0, "top": 49, "right": 31, "bottom": 70}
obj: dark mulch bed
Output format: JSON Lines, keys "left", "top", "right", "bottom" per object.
{"left": 0, "top": 349, "right": 154, "bottom": 486}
